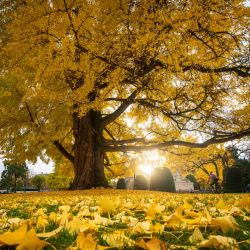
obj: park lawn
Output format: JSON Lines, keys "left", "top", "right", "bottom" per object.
{"left": 0, "top": 190, "right": 249, "bottom": 250}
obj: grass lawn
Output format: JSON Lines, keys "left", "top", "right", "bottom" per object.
{"left": 0, "top": 190, "right": 249, "bottom": 249}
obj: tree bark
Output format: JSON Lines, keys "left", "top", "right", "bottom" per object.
{"left": 72, "top": 110, "right": 108, "bottom": 189}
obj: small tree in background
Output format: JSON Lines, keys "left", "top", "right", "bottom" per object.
{"left": 0, "top": 173, "right": 12, "bottom": 191}
{"left": 196, "top": 178, "right": 206, "bottom": 191}
{"left": 186, "top": 174, "right": 200, "bottom": 190}
{"left": 0, "top": 162, "right": 28, "bottom": 192}
{"left": 224, "top": 167, "right": 243, "bottom": 193}
{"left": 150, "top": 168, "right": 176, "bottom": 192}
{"left": 134, "top": 175, "right": 148, "bottom": 190}
{"left": 46, "top": 174, "right": 72, "bottom": 191}
{"left": 116, "top": 178, "right": 127, "bottom": 189}
{"left": 235, "top": 159, "right": 250, "bottom": 191}
{"left": 31, "top": 175, "right": 46, "bottom": 191}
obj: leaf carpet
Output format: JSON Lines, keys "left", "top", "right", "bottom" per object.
{"left": 0, "top": 190, "right": 249, "bottom": 249}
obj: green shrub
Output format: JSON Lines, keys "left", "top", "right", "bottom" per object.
{"left": 116, "top": 178, "right": 127, "bottom": 189}
{"left": 224, "top": 167, "right": 243, "bottom": 193}
{"left": 186, "top": 174, "right": 200, "bottom": 190}
{"left": 134, "top": 175, "right": 148, "bottom": 190}
{"left": 46, "top": 174, "right": 72, "bottom": 190}
{"left": 31, "top": 174, "right": 46, "bottom": 191}
{"left": 150, "top": 167, "right": 176, "bottom": 192}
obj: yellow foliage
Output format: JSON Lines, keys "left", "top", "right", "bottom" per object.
{"left": 0, "top": 0, "right": 248, "bottom": 180}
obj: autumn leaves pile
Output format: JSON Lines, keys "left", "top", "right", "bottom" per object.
{"left": 0, "top": 190, "right": 249, "bottom": 249}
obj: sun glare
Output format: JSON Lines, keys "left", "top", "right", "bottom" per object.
{"left": 136, "top": 150, "right": 166, "bottom": 176}
{"left": 139, "top": 164, "right": 153, "bottom": 176}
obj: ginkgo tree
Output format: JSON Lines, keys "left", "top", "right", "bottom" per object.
{"left": 165, "top": 145, "right": 232, "bottom": 179}
{"left": 0, "top": 0, "right": 249, "bottom": 189}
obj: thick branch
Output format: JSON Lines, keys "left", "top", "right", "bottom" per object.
{"left": 154, "top": 58, "right": 250, "bottom": 77}
{"left": 182, "top": 64, "right": 250, "bottom": 77}
{"left": 53, "top": 140, "right": 74, "bottom": 163}
{"left": 104, "top": 153, "right": 115, "bottom": 176}
{"left": 104, "top": 137, "right": 147, "bottom": 146}
{"left": 101, "top": 89, "right": 139, "bottom": 127}
{"left": 104, "top": 130, "right": 250, "bottom": 152}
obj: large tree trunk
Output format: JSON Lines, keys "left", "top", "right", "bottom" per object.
{"left": 72, "top": 110, "right": 108, "bottom": 189}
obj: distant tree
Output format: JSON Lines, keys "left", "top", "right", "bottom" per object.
{"left": 0, "top": 173, "right": 12, "bottom": 191}
{"left": 235, "top": 159, "right": 250, "bottom": 191}
{"left": 46, "top": 174, "right": 72, "bottom": 190}
{"left": 150, "top": 168, "right": 176, "bottom": 192}
{"left": 186, "top": 174, "right": 200, "bottom": 190}
{"left": 196, "top": 177, "right": 206, "bottom": 191}
{"left": 0, "top": 162, "right": 28, "bottom": 192}
{"left": 222, "top": 145, "right": 250, "bottom": 190}
{"left": 224, "top": 167, "right": 243, "bottom": 193}
{"left": 31, "top": 175, "right": 46, "bottom": 191}
{"left": 134, "top": 175, "right": 148, "bottom": 190}
{"left": 116, "top": 178, "right": 127, "bottom": 189}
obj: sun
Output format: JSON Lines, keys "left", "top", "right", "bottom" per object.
{"left": 138, "top": 164, "right": 154, "bottom": 176}
{"left": 136, "top": 150, "right": 166, "bottom": 176}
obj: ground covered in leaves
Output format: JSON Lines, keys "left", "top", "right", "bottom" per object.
{"left": 0, "top": 190, "right": 249, "bottom": 250}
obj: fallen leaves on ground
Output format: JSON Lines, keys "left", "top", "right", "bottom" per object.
{"left": 0, "top": 190, "right": 249, "bottom": 249}
{"left": 199, "top": 235, "right": 239, "bottom": 250}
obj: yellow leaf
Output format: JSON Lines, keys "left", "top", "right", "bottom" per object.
{"left": 67, "top": 217, "right": 92, "bottom": 234}
{"left": 211, "top": 215, "right": 238, "bottom": 233}
{"left": 66, "top": 217, "right": 84, "bottom": 234}
{"left": 133, "top": 221, "right": 151, "bottom": 234}
{"left": 145, "top": 237, "right": 168, "bottom": 250}
{"left": 34, "top": 208, "right": 47, "bottom": 216}
{"left": 147, "top": 204, "right": 165, "bottom": 219}
{"left": 165, "top": 214, "right": 184, "bottom": 230}
{"left": 7, "top": 218, "right": 23, "bottom": 227}
{"left": 99, "top": 198, "right": 115, "bottom": 214}
{"left": 76, "top": 233, "right": 97, "bottom": 250}
{"left": 151, "top": 223, "right": 164, "bottom": 234}
{"left": 200, "top": 208, "right": 211, "bottom": 226}
{"left": 0, "top": 223, "right": 28, "bottom": 245}
{"left": 215, "top": 199, "right": 227, "bottom": 210}
{"left": 136, "top": 239, "right": 150, "bottom": 249}
{"left": 58, "top": 205, "right": 71, "bottom": 212}
{"left": 189, "top": 227, "right": 204, "bottom": 243}
{"left": 16, "top": 229, "right": 47, "bottom": 250}
{"left": 36, "top": 216, "right": 49, "bottom": 229}
{"left": 58, "top": 210, "right": 70, "bottom": 226}
{"left": 93, "top": 212, "right": 113, "bottom": 226}
{"left": 230, "top": 207, "right": 244, "bottom": 216}
{"left": 147, "top": 205, "right": 158, "bottom": 218}
{"left": 37, "top": 226, "right": 63, "bottom": 238}
{"left": 184, "top": 209, "right": 201, "bottom": 218}
{"left": 182, "top": 202, "right": 193, "bottom": 210}
{"left": 103, "top": 230, "right": 136, "bottom": 248}
{"left": 175, "top": 206, "right": 183, "bottom": 217}
{"left": 199, "top": 235, "right": 239, "bottom": 250}
{"left": 49, "top": 212, "right": 57, "bottom": 222}
{"left": 239, "top": 197, "right": 250, "bottom": 208}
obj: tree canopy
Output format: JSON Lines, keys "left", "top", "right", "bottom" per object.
{"left": 0, "top": 0, "right": 249, "bottom": 188}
